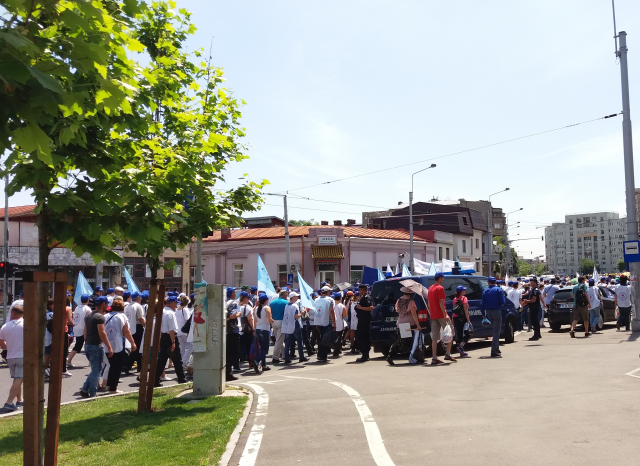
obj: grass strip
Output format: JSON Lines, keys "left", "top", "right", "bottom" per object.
{"left": 0, "top": 386, "right": 247, "bottom": 465}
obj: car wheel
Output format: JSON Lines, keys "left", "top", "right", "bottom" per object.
{"left": 504, "top": 317, "right": 515, "bottom": 343}
{"left": 550, "top": 322, "right": 562, "bottom": 331}
{"left": 597, "top": 312, "right": 605, "bottom": 331}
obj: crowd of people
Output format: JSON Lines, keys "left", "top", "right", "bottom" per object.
{"left": 0, "top": 285, "right": 196, "bottom": 410}
{"left": 0, "top": 271, "right": 635, "bottom": 410}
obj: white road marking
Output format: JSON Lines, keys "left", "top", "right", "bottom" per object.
{"left": 625, "top": 367, "right": 640, "bottom": 378}
{"left": 238, "top": 383, "right": 269, "bottom": 466}
{"left": 327, "top": 381, "right": 396, "bottom": 466}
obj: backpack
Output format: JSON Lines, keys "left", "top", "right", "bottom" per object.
{"left": 240, "top": 305, "right": 253, "bottom": 334}
{"left": 576, "top": 285, "right": 589, "bottom": 307}
{"left": 452, "top": 298, "right": 465, "bottom": 322}
{"left": 181, "top": 314, "right": 192, "bottom": 334}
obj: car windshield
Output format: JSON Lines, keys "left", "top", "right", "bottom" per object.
{"left": 554, "top": 289, "right": 573, "bottom": 300}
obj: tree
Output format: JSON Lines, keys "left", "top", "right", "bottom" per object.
{"left": 580, "top": 258, "right": 595, "bottom": 275}
{"left": 535, "top": 263, "right": 546, "bottom": 276}
{"left": 1, "top": 1, "right": 144, "bottom": 461}
{"left": 517, "top": 259, "right": 531, "bottom": 276}
{"left": 617, "top": 260, "right": 627, "bottom": 272}
{"left": 290, "top": 219, "right": 318, "bottom": 226}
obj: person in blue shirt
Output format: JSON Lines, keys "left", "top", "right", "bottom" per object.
{"left": 481, "top": 276, "right": 505, "bottom": 358}
{"left": 269, "top": 290, "right": 289, "bottom": 364}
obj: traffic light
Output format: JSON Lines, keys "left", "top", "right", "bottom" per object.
{"left": 0, "top": 262, "right": 18, "bottom": 275}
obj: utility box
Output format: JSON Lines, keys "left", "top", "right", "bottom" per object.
{"left": 193, "top": 284, "right": 226, "bottom": 396}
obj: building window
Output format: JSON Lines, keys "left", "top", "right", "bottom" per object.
{"left": 278, "top": 264, "right": 288, "bottom": 287}
{"left": 163, "top": 258, "right": 184, "bottom": 292}
{"left": 462, "top": 217, "right": 468, "bottom": 226}
{"left": 446, "top": 248, "right": 450, "bottom": 260}
{"left": 350, "top": 265, "right": 364, "bottom": 284}
{"left": 476, "top": 261, "right": 480, "bottom": 272}
{"left": 233, "top": 264, "right": 244, "bottom": 287}
{"left": 476, "top": 238, "right": 480, "bottom": 249}
{"left": 438, "top": 247, "right": 443, "bottom": 261}
{"left": 418, "top": 218, "right": 424, "bottom": 226}
{"left": 462, "top": 240, "right": 467, "bottom": 254}
{"left": 494, "top": 223, "right": 501, "bottom": 229}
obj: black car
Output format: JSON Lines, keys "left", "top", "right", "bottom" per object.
{"left": 547, "top": 286, "right": 614, "bottom": 331}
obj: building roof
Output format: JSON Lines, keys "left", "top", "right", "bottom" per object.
{"left": 203, "top": 225, "right": 425, "bottom": 242}
{"left": 0, "top": 205, "right": 37, "bottom": 219}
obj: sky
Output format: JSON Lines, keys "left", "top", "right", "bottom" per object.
{"left": 5, "top": 0, "right": 640, "bottom": 259}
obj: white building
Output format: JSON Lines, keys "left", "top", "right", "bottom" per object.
{"left": 545, "top": 212, "right": 626, "bottom": 275}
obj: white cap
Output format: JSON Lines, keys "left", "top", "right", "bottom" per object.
{"left": 115, "top": 286, "right": 124, "bottom": 292}
{"left": 321, "top": 286, "right": 331, "bottom": 292}
{"left": 289, "top": 292, "right": 300, "bottom": 298}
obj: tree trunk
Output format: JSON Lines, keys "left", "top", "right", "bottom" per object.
{"left": 36, "top": 205, "right": 50, "bottom": 466}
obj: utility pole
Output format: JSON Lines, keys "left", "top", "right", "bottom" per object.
{"left": 283, "top": 194, "right": 291, "bottom": 280}
{"left": 195, "top": 238, "right": 202, "bottom": 284}
{"left": 409, "top": 164, "right": 436, "bottom": 274}
{"left": 487, "top": 188, "right": 509, "bottom": 277}
{"left": 615, "top": 29, "right": 640, "bottom": 331}
{"left": 2, "top": 173, "right": 8, "bottom": 324}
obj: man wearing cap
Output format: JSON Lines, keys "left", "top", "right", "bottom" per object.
{"left": 569, "top": 276, "right": 591, "bottom": 338}
{"left": 354, "top": 284, "right": 373, "bottom": 363}
{"left": 124, "top": 291, "right": 145, "bottom": 374}
{"left": 315, "top": 286, "right": 335, "bottom": 362}
{"left": 269, "top": 289, "right": 289, "bottom": 364}
{"left": 67, "top": 294, "right": 92, "bottom": 367}
{"left": 106, "top": 288, "right": 116, "bottom": 306}
{"left": 88, "top": 286, "right": 104, "bottom": 311}
{"left": 225, "top": 287, "right": 242, "bottom": 379}
{"left": 522, "top": 277, "right": 543, "bottom": 341}
{"left": 79, "top": 297, "right": 113, "bottom": 398}
{"left": 428, "top": 272, "right": 456, "bottom": 363}
{"left": 237, "top": 291, "right": 254, "bottom": 365}
{"left": 249, "top": 286, "right": 258, "bottom": 307}
{"left": 155, "top": 296, "right": 187, "bottom": 387}
{"left": 282, "top": 292, "right": 308, "bottom": 364}
{"left": 114, "top": 286, "right": 124, "bottom": 298}
{"left": 480, "top": 276, "right": 506, "bottom": 358}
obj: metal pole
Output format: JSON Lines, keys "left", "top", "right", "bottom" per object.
{"left": 617, "top": 32, "right": 640, "bottom": 331}
{"left": 488, "top": 206, "right": 492, "bottom": 276}
{"left": 409, "top": 190, "right": 414, "bottom": 275}
{"left": 3, "top": 173, "right": 8, "bottom": 323}
{"left": 284, "top": 195, "right": 291, "bottom": 280}
{"left": 195, "top": 237, "right": 202, "bottom": 284}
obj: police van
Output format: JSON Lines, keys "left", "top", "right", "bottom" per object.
{"left": 370, "top": 275, "right": 518, "bottom": 356}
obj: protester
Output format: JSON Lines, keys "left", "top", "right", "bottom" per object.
{"left": 88, "top": 286, "right": 104, "bottom": 311}
{"left": 387, "top": 287, "right": 422, "bottom": 365}
{"left": 0, "top": 305, "right": 24, "bottom": 410}
{"left": 315, "top": 286, "right": 335, "bottom": 363}
{"left": 452, "top": 285, "right": 471, "bottom": 358}
{"left": 237, "top": 291, "right": 254, "bottom": 365}
{"left": 269, "top": 290, "right": 289, "bottom": 364}
{"left": 332, "top": 293, "right": 347, "bottom": 357}
{"left": 587, "top": 279, "right": 602, "bottom": 334}
{"left": 283, "top": 292, "right": 308, "bottom": 364}
{"left": 347, "top": 290, "right": 359, "bottom": 353}
{"left": 124, "top": 291, "right": 145, "bottom": 373}
{"left": 67, "top": 294, "right": 92, "bottom": 368}
{"left": 249, "top": 286, "right": 258, "bottom": 307}
{"left": 481, "top": 276, "right": 505, "bottom": 358}
{"left": 428, "top": 272, "right": 455, "bottom": 364}
{"left": 570, "top": 276, "right": 591, "bottom": 338}
{"left": 253, "top": 294, "right": 273, "bottom": 373}
{"left": 615, "top": 275, "right": 633, "bottom": 331}
{"left": 79, "top": 297, "right": 113, "bottom": 398}
{"left": 106, "top": 288, "right": 116, "bottom": 305}
{"left": 175, "top": 295, "right": 192, "bottom": 368}
{"left": 103, "top": 299, "right": 136, "bottom": 393}
{"left": 354, "top": 284, "right": 373, "bottom": 363}
{"left": 507, "top": 281, "right": 523, "bottom": 331}
{"left": 155, "top": 296, "right": 187, "bottom": 386}
{"left": 225, "top": 288, "right": 241, "bottom": 380}
{"left": 537, "top": 283, "right": 547, "bottom": 328}
{"left": 522, "top": 277, "right": 542, "bottom": 341}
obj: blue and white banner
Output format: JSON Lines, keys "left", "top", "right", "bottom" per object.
{"left": 73, "top": 271, "right": 93, "bottom": 307}
{"left": 297, "top": 271, "right": 316, "bottom": 311}
{"left": 123, "top": 268, "right": 140, "bottom": 293}
{"left": 257, "top": 254, "right": 277, "bottom": 299}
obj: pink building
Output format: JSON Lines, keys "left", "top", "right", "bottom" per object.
{"left": 198, "top": 225, "right": 437, "bottom": 289}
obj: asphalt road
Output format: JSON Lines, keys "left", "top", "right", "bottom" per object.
{"left": 228, "top": 323, "right": 640, "bottom": 466}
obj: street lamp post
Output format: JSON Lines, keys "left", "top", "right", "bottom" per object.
{"left": 267, "top": 193, "right": 291, "bottom": 280}
{"left": 409, "top": 164, "right": 436, "bottom": 274}
{"left": 487, "top": 188, "right": 509, "bottom": 277}
{"left": 505, "top": 208, "right": 523, "bottom": 275}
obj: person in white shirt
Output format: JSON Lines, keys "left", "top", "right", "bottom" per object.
{"left": 0, "top": 305, "right": 24, "bottom": 411}
{"left": 9, "top": 291, "right": 23, "bottom": 312}
{"left": 67, "top": 294, "right": 92, "bottom": 367}
{"left": 106, "top": 288, "right": 116, "bottom": 305}
{"left": 346, "top": 291, "right": 359, "bottom": 353}
{"left": 103, "top": 299, "right": 136, "bottom": 393}
{"left": 615, "top": 275, "right": 633, "bottom": 331}
{"left": 314, "top": 286, "right": 335, "bottom": 363}
{"left": 586, "top": 279, "right": 602, "bottom": 334}
{"left": 175, "top": 295, "right": 193, "bottom": 368}
{"left": 282, "top": 292, "right": 308, "bottom": 364}
{"left": 124, "top": 291, "right": 145, "bottom": 374}
{"left": 332, "top": 293, "right": 347, "bottom": 357}
{"left": 155, "top": 296, "right": 187, "bottom": 387}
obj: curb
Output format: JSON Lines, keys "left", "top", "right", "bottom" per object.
{"left": 219, "top": 388, "right": 254, "bottom": 466}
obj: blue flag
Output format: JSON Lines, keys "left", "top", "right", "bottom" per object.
{"left": 257, "top": 254, "right": 277, "bottom": 299}
{"left": 401, "top": 262, "right": 411, "bottom": 277}
{"left": 427, "top": 261, "right": 438, "bottom": 276}
{"left": 377, "top": 267, "right": 385, "bottom": 281}
{"left": 123, "top": 268, "right": 140, "bottom": 293}
{"left": 297, "top": 271, "right": 316, "bottom": 311}
{"left": 74, "top": 271, "right": 93, "bottom": 307}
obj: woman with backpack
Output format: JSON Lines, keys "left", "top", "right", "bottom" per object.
{"left": 452, "top": 285, "right": 471, "bottom": 357}
{"left": 570, "top": 276, "right": 591, "bottom": 338}
{"left": 238, "top": 291, "right": 255, "bottom": 365}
